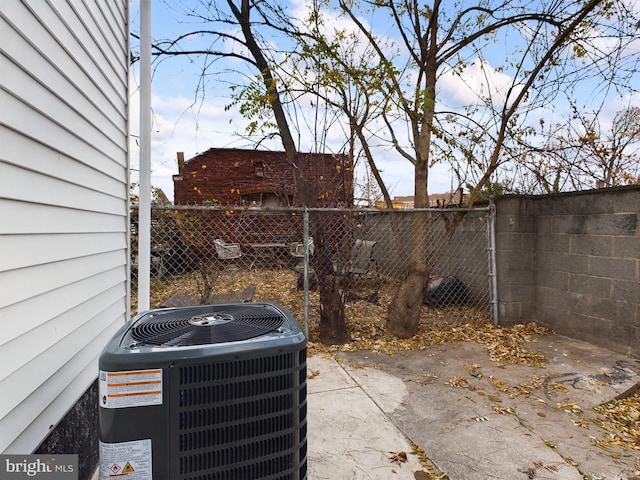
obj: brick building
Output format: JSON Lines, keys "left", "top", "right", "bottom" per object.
{"left": 173, "top": 148, "right": 353, "bottom": 206}
{"left": 391, "top": 189, "right": 469, "bottom": 209}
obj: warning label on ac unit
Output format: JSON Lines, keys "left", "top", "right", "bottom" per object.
{"left": 99, "top": 369, "right": 163, "bottom": 408}
{"left": 99, "top": 439, "right": 152, "bottom": 479}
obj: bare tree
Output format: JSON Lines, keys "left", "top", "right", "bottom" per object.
{"left": 323, "top": 0, "right": 638, "bottom": 336}
{"left": 533, "top": 105, "right": 640, "bottom": 191}
{"left": 139, "top": 0, "right": 354, "bottom": 343}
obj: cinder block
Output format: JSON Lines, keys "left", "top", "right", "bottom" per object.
{"left": 536, "top": 270, "right": 568, "bottom": 290}
{"left": 590, "top": 256, "right": 636, "bottom": 281}
{"left": 590, "top": 214, "right": 638, "bottom": 236}
{"left": 570, "top": 235, "right": 613, "bottom": 256}
{"left": 537, "top": 252, "right": 589, "bottom": 275}
{"left": 612, "top": 279, "right": 640, "bottom": 303}
{"left": 500, "top": 284, "right": 535, "bottom": 303}
{"left": 553, "top": 215, "right": 589, "bottom": 235}
{"left": 498, "top": 302, "right": 529, "bottom": 324}
{"left": 501, "top": 267, "right": 535, "bottom": 285}
{"left": 614, "top": 236, "right": 640, "bottom": 259}
{"left": 612, "top": 188, "right": 640, "bottom": 213}
{"left": 537, "top": 233, "right": 570, "bottom": 253}
{"left": 569, "top": 274, "right": 611, "bottom": 298}
{"left": 538, "top": 288, "right": 588, "bottom": 314}
{"left": 589, "top": 297, "right": 636, "bottom": 323}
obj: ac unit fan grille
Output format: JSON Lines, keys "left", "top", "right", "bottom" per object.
{"left": 173, "top": 350, "right": 307, "bottom": 479}
{"left": 127, "top": 305, "right": 284, "bottom": 346}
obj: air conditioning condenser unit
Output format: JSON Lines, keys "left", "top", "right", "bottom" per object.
{"left": 98, "top": 302, "right": 307, "bottom": 479}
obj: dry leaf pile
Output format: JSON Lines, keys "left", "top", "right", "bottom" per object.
{"left": 592, "top": 391, "right": 640, "bottom": 453}
{"left": 141, "top": 268, "right": 551, "bottom": 366}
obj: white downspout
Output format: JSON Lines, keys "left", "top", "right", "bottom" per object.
{"left": 138, "top": 0, "right": 152, "bottom": 312}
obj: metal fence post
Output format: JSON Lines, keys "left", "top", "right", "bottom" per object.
{"left": 487, "top": 198, "right": 499, "bottom": 325}
{"left": 302, "top": 208, "right": 310, "bottom": 338}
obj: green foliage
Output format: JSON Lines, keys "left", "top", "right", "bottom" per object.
{"left": 226, "top": 82, "right": 278, "bottom": 136}
{"left": 466, "top": 180, "right": 505, "bottom": 201}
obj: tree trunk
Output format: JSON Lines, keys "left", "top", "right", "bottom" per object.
{"left": 386, "top": 2, "right": 439, "bottom": 338}
{"left": 312, "top": 218, "right": 351, "bottom": 345}
{"left": 387, "top": 261, "right": 428, "bottom": 337}
{"left": 318, "top": 281, "right": 350, "bottom": 344}
{"left": 386, "top": 167, "right": 431, "bottom": 337}
{"left": 230, "top": 0, "right": 350, "bottom": 344}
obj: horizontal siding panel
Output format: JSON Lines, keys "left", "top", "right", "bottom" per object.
{"left": 61, "top": 1, "right": 128, "bottom": 82}
{"left": 100, "top": 1, "right": 128, "bottom": 51}
{"left": 0, "top": 284, "right": 125, "bottom": 395}
{"left": 1, "top": 1, "right": 127, "bottom": 123}
{"left": 0, "top": 200, "right": 126, "bottom": 235}
{"left": 0, "top": 65, "right": 124, "bottom": 176}
{"left": 0, "top": 269, "right": 126, "bottom": 348}
{"left": 0, "top": 303, "right": 125, "bottom": 453}
{"left": 0, "top": 232, "right": 127, "bottom": 272}
{"left": 1, "top": 131, "right": 127, "bottom": 198}
{"left": 1, "top": 250, "right": 126, "bottom": 308}
{"left": 1, "top": 94, "right": 126, "bottom": 180}
{"left": 1, "top": 162, "right": 125, "bottom": 215}
{"left": 1, "top": 39, "right": 125, "bottom": 149}
{"left": 2, "top": 362, "right": 98, "bottom": 454}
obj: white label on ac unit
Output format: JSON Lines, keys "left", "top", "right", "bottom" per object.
{"left": 99, "top": 438, "right": 152, "bottom": 479}
{"left": 99, "top": 369, "right": 163, "bottom": 408}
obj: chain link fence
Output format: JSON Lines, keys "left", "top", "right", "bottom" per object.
{"left": 131, "top": 206, "right": 495, "bottom": 330}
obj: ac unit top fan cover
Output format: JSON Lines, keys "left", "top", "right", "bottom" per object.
{"left": 100, "top": 303, "right": 305, "bottom": 370}
{"left": 124, "top": 303, "right": 285, "bottom": 347}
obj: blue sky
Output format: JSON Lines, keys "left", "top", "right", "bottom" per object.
{"left": 127, "top": 1, "right": 473, "bottom": 200}
{"left": 129, "top": 1, "right": 639, "bottom": 202}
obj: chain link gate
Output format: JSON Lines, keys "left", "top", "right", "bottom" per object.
{"left": 131, "top": 205, "right": 495, "bottom": 335}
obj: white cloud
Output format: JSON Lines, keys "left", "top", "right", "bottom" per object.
{"left": 438, "top": 58, "right": 524, "bottom": 110}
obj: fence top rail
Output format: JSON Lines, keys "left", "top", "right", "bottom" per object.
{"left": 131, "top": 205, "right": 493, "bottom": 214}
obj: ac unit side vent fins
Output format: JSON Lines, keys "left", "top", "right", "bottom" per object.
{"left": 178, "top": 375, "right": 294, "bottom": 407}
{"left": 179, "top": 413, "right": 294, "bottom": 450}
{"left": 178, "top": 453, "right": 299, "bottom": 479}
{"left": 179, "top": 434, "right": 295, "bottom": 473}
{"left": 179, "top": 352, "right": 297, "bottom": 384}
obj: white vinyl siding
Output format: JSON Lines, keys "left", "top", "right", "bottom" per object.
{"left": 0, "top": 0, "right": 129, "bottom": 453}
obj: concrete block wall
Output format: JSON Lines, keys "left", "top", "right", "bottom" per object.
{"left": 495, "top": 186, "right": 639, "bottom": 358}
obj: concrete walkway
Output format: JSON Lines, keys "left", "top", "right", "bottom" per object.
{"left": 318, "top": 334, "right": 640, "bottom": 480}
{"left": 307, "top": 355, "right": 425, "bottom": 479}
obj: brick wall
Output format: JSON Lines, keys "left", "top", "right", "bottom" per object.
{"left": 173, "top": 148, "right": 352, "bottom": 206}
{"left": 495, "top": 186, "right": 640, "bottom": 357}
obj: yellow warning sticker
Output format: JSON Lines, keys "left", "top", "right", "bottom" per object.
{"left": 100, "top": 439, "right": 152, "bottom": 478}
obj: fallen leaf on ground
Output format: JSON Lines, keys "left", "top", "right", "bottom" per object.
{"left": 389, "top": 451, "right": 408, "bottom": 464}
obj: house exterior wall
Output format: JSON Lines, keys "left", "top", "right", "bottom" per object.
{"left": 495, "top": 187, "right": 640, "bottom": 358}
{"left": 0, "top": 1, "right": 129, "bottom": 477}
{"left": 173, "top": 148, "right": 353, "bottom": 206}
